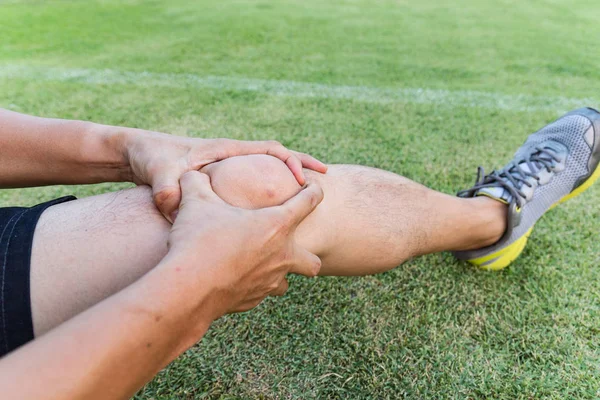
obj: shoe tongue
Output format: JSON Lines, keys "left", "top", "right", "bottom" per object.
{"left": 476, "top": 187, "right": 512, "bottom": 204}
{"left": 475, "top": 162, "right": 536, "bottom": 205}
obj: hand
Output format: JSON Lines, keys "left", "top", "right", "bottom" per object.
{"left": 124, "top": 130, "right": 327, "bottom": 221}
{"left": 166, "top": 171, "right": 324, "bottom": 317}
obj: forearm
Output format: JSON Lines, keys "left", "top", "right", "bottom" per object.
{"left": 0, "top": 254, "right": 217, "bottom": 400}
{"left": 0, "top": 108, "right": 133, "bottom": 187}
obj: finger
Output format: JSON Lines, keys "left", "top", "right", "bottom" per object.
{"left": 152, "top": 168, "right": 183, "bottom": 223}
{"left": 281, "top": 153, "right": 306, "bottom": 186}
{"left": 292, "top": 151, "right": 328, "bottom": 174}
{"left": 221, "top": 140, "right": 307, "bottom": 186}
{"left": 179, "top": 171, "right": 226, "bottom": 205}
{"left": 270, "top": 278, "right": 289, "bottom": 296}
{"left": 278, "top": 182, "right": 324, "bottom": 228}
{"left": 255, "top": 141, "right": 305, "bottom": 185}
{"left": 288, "top": 247, "right": 322, "bottom": 277}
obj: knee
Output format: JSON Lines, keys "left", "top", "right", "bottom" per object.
{"left": 200, "top": 154, "right": 302, "bottom": 209}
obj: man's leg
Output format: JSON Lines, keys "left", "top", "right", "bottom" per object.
{"left": 29, "top": 157, "right": 506, "bottom": 337}
{"left": 200, "top": 155, "right": 506, "bottom": 275}
{"left": 27, "top": 107, "right": 600, "bottom": 344}
{"left": 30, "top": 187, "right": 171, "bottom": 336}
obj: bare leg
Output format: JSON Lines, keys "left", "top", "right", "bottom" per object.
{"left": 30, "top": 187, "right": 170, "bottom": 336}
{"left": 30, "top": 156, "right": 506, "bottom": 335}
{"left": 201, "top": 155, "right": 507, "bottom": 275}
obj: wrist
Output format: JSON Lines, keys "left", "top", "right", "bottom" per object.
{"left": 111, "top": 256, "right": 216, "bottom": 362}
{"left": 148, "top": 253, "right": 223, "bottom": 339}
{"left": 84, "top": 123, "right": 134, "bottom": 183}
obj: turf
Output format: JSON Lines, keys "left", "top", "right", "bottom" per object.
{"left": 1, "top": 0, "right": 600, "bottom": 398}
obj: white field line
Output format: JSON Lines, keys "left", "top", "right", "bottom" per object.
{"left": 0, "top": 65, "right": 597, "bottom": 113}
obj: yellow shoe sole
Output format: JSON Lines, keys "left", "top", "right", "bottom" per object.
{"left": 468, "top": 161, "right": 600, "bottom": 271}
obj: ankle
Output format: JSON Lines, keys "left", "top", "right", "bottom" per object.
{"left": 461, "top": 196, "right": 508, "bottom": 250}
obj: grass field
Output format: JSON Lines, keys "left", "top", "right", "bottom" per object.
{"left": 2, "top": 0, "right": 600, "bottom": 398}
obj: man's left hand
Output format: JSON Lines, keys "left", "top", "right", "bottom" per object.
{"left": 124, "top": 131, "right": 327, "bottom": 221}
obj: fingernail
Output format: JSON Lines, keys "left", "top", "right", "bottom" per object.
{"left": 313, "top": 261, "right": 322, "bottom": 276}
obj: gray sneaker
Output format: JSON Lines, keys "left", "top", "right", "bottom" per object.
{"left": 453, "top": 107, "right": 600, "bottom": 270}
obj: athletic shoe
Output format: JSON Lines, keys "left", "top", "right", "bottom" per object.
{"left": 453, "top": 107, "right": 600, "bottom": 270}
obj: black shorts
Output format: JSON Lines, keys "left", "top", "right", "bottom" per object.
{"left": 0, "top": 196, "right": 76, "bottom": 357}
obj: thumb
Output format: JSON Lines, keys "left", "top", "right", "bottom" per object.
{"left": 277, "top": 183, "right": 324, "bottom": 229}
{"left": 179, "top": 171, "right": 225, "bottom": 205}
{"left": 152, "top": 168, "right": 183, "bottom": 223}
{"left": 288, "top": 246, "right": 322, "bottom": 277}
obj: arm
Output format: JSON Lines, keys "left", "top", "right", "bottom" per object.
{"left": 0, "top": 172, "right": 323, "bottom": 400}
{"left": 0, "top": 108, "right": 130, "bottom": 187}
{"left": 0, "top": 254, "right": 216, "bottom": 400}
{"left": 0, "top": 108, "right": 327, "bottom": 219}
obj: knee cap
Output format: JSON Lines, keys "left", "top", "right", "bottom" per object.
{"left": 201, "top": 154, "right": 302, "bottom": 209}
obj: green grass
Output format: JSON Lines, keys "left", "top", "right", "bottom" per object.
{"left": 2, "top": 0, "right": 600, "bottom": 398}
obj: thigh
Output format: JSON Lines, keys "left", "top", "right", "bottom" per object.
{"left": 0, "top": 197, "right": 75, "bottom": 356}
{"left": 30, "top": 186, "right": 171, "bottom": 337}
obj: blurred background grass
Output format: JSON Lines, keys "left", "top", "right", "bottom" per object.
{"left": 1, "top": 0, "right": 599, "bottom": 398}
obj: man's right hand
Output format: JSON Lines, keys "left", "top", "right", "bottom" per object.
{"left": 165, "top": 171, "right": 324, "bottom": 318}
{"left": 0, "top": 169, "right": 323, "bottom": 400}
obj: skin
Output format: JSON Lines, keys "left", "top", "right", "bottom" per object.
{"left": 202, "top": 155, "right": 507, "bottom": 275}
{"left": 0, "top": 110, "right": 507, "bottom": 398}
{"left": 0, "top": 109, "right": 327, "bottom": 398}
{"left": 29, "top": 155, "right": 507, "bottom": 336}
{"left": 0, "top": 172, "right": 324, "bottom": 400}
{"left": 0, "top": 108, "right": 327, "bottom": 220}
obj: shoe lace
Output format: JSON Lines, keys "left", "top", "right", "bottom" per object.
{"left": 458, "top": 147, "right": 562, "bottom": 206}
